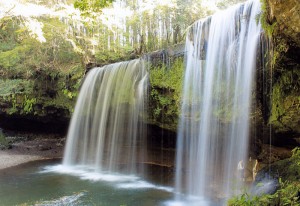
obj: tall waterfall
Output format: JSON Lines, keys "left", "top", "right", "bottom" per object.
{"left": 175, "top": 0, "right": 262, "bottom": 202}
{"left": 63, "top": 59, "right": 148, "bottom": 175}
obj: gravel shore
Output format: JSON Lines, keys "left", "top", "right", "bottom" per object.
{"left": 0, "top": 137, "right": 64, "bottom": 170}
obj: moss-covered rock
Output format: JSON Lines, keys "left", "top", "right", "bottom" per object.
{"left": 0, "top": 67, "right": 84, "bottom": 132}
{"left": 270, "top": 69, "right": 300, "bottom": 133}
{"left": 148, "top": 58, "right": 184, "bottom": 132}
{"left": 259, "top": 0, "right": 300, "bottom": 136}
{"left": 0, "top": 70, "right": 83, "bottom": 119}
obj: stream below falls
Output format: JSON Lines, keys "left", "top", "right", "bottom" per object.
{"left": 0, "top": 159, "right": 228, "bottom": 205}
{"left": 0, "top": 160, "right": 175, "bottom": 206}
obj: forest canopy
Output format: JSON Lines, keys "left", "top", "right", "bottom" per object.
{"left": 0, "top": 0, "right": 245, "bottom": 69}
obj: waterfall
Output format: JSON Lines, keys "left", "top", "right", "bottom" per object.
{"left": 63, "top": 59, "right": 148, "bottom": 175}
{"left": 175, "top": 0, "right": 262, "bottom": 203}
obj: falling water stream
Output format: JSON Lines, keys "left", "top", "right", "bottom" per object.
{"left": 63, "top": 59, "right": 148, "bottom": 175}
{"left": 174, "top": 0, "right": 262, "bottom": 204}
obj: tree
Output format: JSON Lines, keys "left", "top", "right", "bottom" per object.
{"left": 74, "top": 0, "right": 114, "bottom": 13}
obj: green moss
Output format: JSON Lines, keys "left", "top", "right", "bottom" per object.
{"left": 260, "top": 0, "right": 277, "bottom": 37}
{"left": 269, "top": 69, "right": 300, "bottom": 133}
{"left": 31, "top": 68, "right": 83, "bottom": 116}
{"left": 23, "top": 96, "right": 37, "bottom": 114}
{"left": 0, "top": 65, "right": 83, "bottom": 118}
{"left": 0, "top": 80, "right": 35, "bottom": 115}
{"left": 259, "top": 0, "right": 289, "bottom": 67}
{"left": 0, "top": 79, "right": 34, "bottom": 96}
{"left": 149, "top": 58, "right": 184, "bottom": 131}
{"left": 259, "top": 0, "right": 300, "bottom": 134}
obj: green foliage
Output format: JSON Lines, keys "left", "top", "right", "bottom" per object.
{"left": 0, "top": 17, "right": 84, "bottom": 79}
{"left": 259, "top": 0, "right": 288, "bottom": 69}
{"left": 0, "top": 80, "right": 35, "bottom": 115}
{"left": 259, "top": 0, "right": 300, "bottom": 134}
{"left": 259, "top": 0, "right": 277, "bottom": 37}
{"left": 0, "top": 80, "right": 34, "bottom": 96}
{"left": 150, "top": 59, "right": 184, "bottom": 101}
{"left": 290, "top": 148, "right": 300, "bottom": 178}
{"left": 229, "top": 180, "right": 300, "bottom": 206}
{"left": 74, "top": 0, "right": 113, "bottom": 13}
{"left": 94, "top": 46, "right": 133, "bottom": 65}
{"left": 269, "top": 68, "right": 300, "bottom": 133}
{"left": 0, "top": 15, "right": 86, "bottom": 118}
{"left": 0, "top": 71, "right": 82, "bottom": 117}
{"left": 63, "top": 89, "right": 76, "bottom": 99}
{"left": 228, "top": 193, "right": 261, "bottom": 206}
{"left": 259, "top": 0, "right": 298, "bottom": 77}
{"left": 23, "top": 96, "right": 37, "bottom": 114}
{"left": 271, "top": 39, "right": 289, "bottom": 71}
{"left": 149, "top": 58, "right": 184, "bottom": 131}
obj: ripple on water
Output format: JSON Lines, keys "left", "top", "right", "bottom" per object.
{"left": 34, "top": 192, "right": 86, "bottom": 206}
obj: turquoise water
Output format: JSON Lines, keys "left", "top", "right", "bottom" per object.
{"left": 0, "top": 160, "right": 173, "bottom": 206}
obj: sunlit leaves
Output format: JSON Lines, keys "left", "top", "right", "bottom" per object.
{"left": 74, "top": 0, "right": 114, "bottom": 13}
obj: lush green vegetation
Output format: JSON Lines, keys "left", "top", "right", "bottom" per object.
{"left": 0, "top": 15, "right": 84, "bottom": 118}
{"left": 149, "top": 58, "right": 184, "bottom": 131}
{"left": 270, "top": 69, "right": 300, "bottom": 133}
{"left": 259, "top": 0, "right": 300, "bottom": 133}
{"left": 259, "top": 0, "right": 277, "bottom": 38}
{"left": 228, "top": 147, "right": 300, "bottom": 205}
{"left": 0, "top": 16, "right": 83, "bottom": 78}
{"left": 74, "top": 0, "right": 114, "bottom": 13}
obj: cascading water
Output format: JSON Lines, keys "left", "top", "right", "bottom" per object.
{"left": 175, "top": 0, "right": 262, "bottom": 203}
{"left": 63, "top": 59, "right": 148, "bottom": 175}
